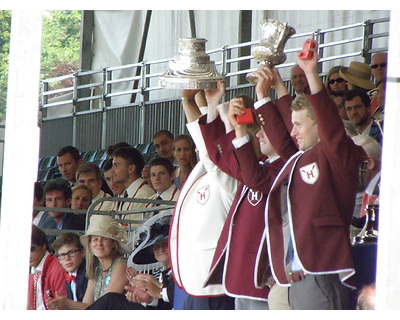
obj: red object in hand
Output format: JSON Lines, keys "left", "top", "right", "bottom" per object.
{"left": 299, "top": 39, "right": 315, "bottom": 60}
{"left": 236, "top": 108, "right": 254, "bottom": 124}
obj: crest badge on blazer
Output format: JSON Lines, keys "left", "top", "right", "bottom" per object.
{"left": 247, "top": 189, "right": 263, "bottom": 207}
{"left": 299, "top": 162, "right": 319, "bottom": 185}
{"left": 197, "top": 185, "right": 210, "bottom": 205}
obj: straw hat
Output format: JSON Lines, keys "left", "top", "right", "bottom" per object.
{"left": 80, "top": 215, "right": 131, "bottom": 254}
{"left": 339, "top": 62, "right": 375, "bottom": 90}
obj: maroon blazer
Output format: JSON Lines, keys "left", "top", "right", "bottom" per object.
{"left": 237, "top": 89, "right": 368, "bottom": 286}
{"left": 198, "top": 113, "right": 284, "bottom": 300}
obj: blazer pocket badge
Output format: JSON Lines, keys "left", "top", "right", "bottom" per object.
{"left": 197, "top": 185, "right": 210, "bottom": 205}
{"left": 299, "top": 162, "right": 319, "bottom": 185}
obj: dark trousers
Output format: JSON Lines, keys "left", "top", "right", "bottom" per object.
{"left": 183, "top": 295, "right": 235, "bottom": 310}
{"left": 86, "top": 292, "right": 155, "bottom": 310}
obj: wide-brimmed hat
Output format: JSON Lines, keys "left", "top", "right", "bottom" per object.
{"left": 80, "top": 215, "right": 131, "bottom": 254}
{"left": 339, "top": 62, "right": 375, "bottom": 90}
{"left": 129, "top": 211, "right": 172, "bottom": 266}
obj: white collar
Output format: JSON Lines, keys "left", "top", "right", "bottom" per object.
{"left": 267, "top": 155, "right": 280, "bottom": 163}
{"left": 126, "top": 177, "right": 146, "bottom": 197}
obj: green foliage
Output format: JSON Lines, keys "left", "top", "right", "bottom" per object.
{"left": 41, "top": 10, "right": 81, "bottom": 79}
{"left": 0, "top": 10, "right": 11, "bottom": 121}
{"left": 0, "top": 10, "right": 81, "bottom": 121}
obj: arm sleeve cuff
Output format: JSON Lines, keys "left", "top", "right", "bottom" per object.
{"left": 254, "top": 97, "right": 272, "bottom": 110}
{"left": 232, "top": 134, "right": 250, "bottom": 149}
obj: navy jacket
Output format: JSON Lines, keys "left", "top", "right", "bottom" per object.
{"left": 66, "top": 260, "right": 88, "bottom": 302}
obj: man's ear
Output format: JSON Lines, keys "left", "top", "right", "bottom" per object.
{"left": 367, "top": 156, "right": 376, "bottom": 171}
{"left": 128, "top": 163, "right": 137, "bottom": 175}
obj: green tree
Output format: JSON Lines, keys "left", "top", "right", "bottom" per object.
{"left": 0, "top": 10, "right": 11, "bottom": 121}
{"left": 0, "top": 10, "right": 81, "bottom": 120}
{"left": 41, "top": 10, "right": 81, "bottom": 80}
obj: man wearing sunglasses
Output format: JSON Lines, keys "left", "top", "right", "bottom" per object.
{"left": 369, "top": 52, "right": 388, "bottom": 118}
{"left": 371, "top": 53, "right": 388, "bottom": 84}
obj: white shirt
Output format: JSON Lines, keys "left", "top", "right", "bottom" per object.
{"left": 69, "top": 270, "right": 78, "bottom": 301}
{"left": 32, "top": 211, "right": 45, "bottom": 226}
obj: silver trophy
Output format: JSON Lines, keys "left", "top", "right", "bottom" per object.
{"left": 352, "top": 202, "right": 379, "bottom": 244}
{"left": 247, "top": 19, "right": 296, "bottom": 84}
{"left": 159, "top": 38, "right": 224, "bottom": 89}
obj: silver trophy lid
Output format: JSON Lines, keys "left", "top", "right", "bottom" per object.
{"left": 159, "top": 38, "right": 224, "bottom": 90}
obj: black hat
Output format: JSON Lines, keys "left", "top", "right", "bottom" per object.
{"left": 129, "top": 211, "right": 172, "bottom": 266}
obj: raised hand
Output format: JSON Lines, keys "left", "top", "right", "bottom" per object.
{"left": 228, "top": 97, "right": 248, "bottom": 138}
{"left": 205, "top": 80, "right": 225, "bottom": 107}
{"left": 254, "top": 65, "right": 274, "bottom": 101}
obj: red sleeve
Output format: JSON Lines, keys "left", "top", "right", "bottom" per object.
{"left": 43, "top": 255, "right": 67, "bottom": 307}
{"left": 306, "top": 88, "right": 368, "bottom": 171}
{"left": 255, "top": 97, "right": 298, "bottom": 161}
{"left": 199, "top": 114, "right": 245, "bottom": 182}
{"left": 233, "top": 142, "right": 284, "bottom": 194}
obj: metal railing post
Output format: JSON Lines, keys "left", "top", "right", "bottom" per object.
{"left": 72, "top": 75, "right": 78, "bottom": 146}
{"left": 222, "top": 45, "right": 231, "bottom": 89}
{"left": 140, "top": 61, "right": 149, "bottom": 143}
{"left": 40, "top": 80, "right": 48, "bottom": 119}
{"left": 315, "top": 29, "right": 324, "bottom": 74}
{"left": 362, "top": 19, "right": 374, "bottom": 63}
{"left": 103, "top": 67, "right": 112, "bottom": 107}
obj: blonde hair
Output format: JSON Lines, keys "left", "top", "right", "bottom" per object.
{"left": 291, "top": 95, "right": 315, "bottom": 121}
{"left": 173, "top": 134, "right": 198, "bottom": 169}
{"left": 85, "top": 235, "right": 122, "bottom": 279}
{"left": 72, "top": 184, "right": 93, "bottom": 200}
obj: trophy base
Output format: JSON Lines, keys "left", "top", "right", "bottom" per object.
{"left": 246, "top": 72, "right": 259, "bottom": 85}
{"left": 159, "top": 77, "right": 223, "bottom": 90}
{"left": 246, "top": 62, "right": 274, "bottom": 85}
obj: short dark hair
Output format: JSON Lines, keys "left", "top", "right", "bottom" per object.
{"left": 57, "top": 146, "right": 81, "bottom": 163}
{"left": 103, "top": 158, "right": 113, "bottom": 172}
{"left": 343, "top": 89, "right": 371, "bottom": 109}
{"left": 153, "top": 130, "right": 174, "bottom": 141}
{"left": 52, "top": 232, "right": 84, "bottom": 253}
{"left": 149, "top": 157, "right": 175, "bottom": 175}
{"left": 106, "top": 142, "right": 131, "bottom": 157}
{"left": 34, "top": 182, "right": 43, "bottom": 201}
{"left": 31, "top": 225, "right": 49, "bottom": 251}
{"left": 113, "top": 147, "right": 145, "bottom": 175}
{"left": 44, "top": 180, "right": 72, "bottom": 199}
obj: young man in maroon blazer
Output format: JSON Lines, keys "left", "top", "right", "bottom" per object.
{"left": 235, "top": 43, "right": 368, "bottom": 309}
{"left": 198, "top": 73, "right": 297, "bottom": 309}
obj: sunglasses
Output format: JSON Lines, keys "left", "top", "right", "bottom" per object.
{"left": 328, "top": 78, "right": 345, "bottom": 85}
{"left": 371, "top": 63, "right": 387, "bottom": 69}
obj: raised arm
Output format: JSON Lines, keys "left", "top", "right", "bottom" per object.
{"left": 181, "top": 89, "right": 202, "bottom": 123}
{"left": 295, "top": 38, "right": 323, "bottom": 94}
{"left": 204, "top": 80, "right": 225, "bottom": 123}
